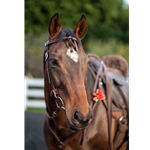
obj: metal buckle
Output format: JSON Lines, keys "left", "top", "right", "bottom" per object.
{"left": 56, "top": 97, "right": 65, "bottom": 110}
{"left": 119, "top": 116, "right": 127, "bottom": 125}
{"left": 50, "top": 90, "right": 65, "bottom": 110}
{"left": 44, "top": 41, "right": 49, "bottom": 47}
{"left": 45, "top": 52, "right": 48, "bottom": 61}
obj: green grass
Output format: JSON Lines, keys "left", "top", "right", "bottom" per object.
{"left": 84, "top": 38, "right": 129, "bottom": 62}
{"left": 25, "top": 107, "right": 46, "bottom": 113}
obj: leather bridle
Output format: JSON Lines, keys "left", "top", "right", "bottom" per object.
{"left": 44, "top": 36, "right": 79, "bottom": 119}
{"left": 45, "top": 45, "right": 65, "bottom": 119}
{"left": 44, "top": 36, "right": 88, "bottom": 147}
{"left": 44, "top": 36, "right": 113, "bottom": 149}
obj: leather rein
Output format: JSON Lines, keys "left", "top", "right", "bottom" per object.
{"left": 44, "top": 36, "right": 112, "bottom": 149}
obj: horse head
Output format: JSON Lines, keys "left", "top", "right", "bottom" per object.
{"left": 44, "top": 13, "right": 93, "bottom": 131}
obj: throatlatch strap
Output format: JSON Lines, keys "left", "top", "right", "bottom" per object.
{"left": 103, "top": 63, "right": 112, "bottom": 150}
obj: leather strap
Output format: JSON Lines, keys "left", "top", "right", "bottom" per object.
{"left": 113, "top": 85, "right": 129, "bottom": 149}
{"left": 89, "top": 59, "right": 112, "bottom": 150}
{"left": 88, "top": 55, "right": 129, "bottom": 150}
{"left": 89, "top": 60, "right": 112, "bottom": 150}
{"left": 113, "top": 122, "right": 128, "bottom": 149}
{"left": 93, "top": 61, "right": 104, "bottom": 92}
{"left": 47, "top": 117, "right": 82, "bottom": 147}
{"left": 102, "top": 63, "right": 112, "bottom": 150}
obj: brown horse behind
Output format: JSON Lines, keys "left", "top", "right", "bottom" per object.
{"left": 43, "top": 13, "right": 129, "bottom": 150}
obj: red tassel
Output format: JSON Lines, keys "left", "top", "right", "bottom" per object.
{"left": 93, "top": 89, "right": 105, "bottom": 102}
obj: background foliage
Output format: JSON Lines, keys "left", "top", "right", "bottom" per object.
{"left": 25, "top": 0, "right": 129, "bottom": 77}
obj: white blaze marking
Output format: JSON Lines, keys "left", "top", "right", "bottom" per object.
{"left": 66, "top": 48, "right": 78, "bottom": 63}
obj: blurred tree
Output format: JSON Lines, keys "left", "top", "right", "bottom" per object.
{"left": 25, "top": 0, "right": 128, "bottom": 43}
{"left": 25, "top": 0, "right": 129, "bottom": 77}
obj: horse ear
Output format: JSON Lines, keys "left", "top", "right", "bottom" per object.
{"left": 48, "top": 13, "right": 61, "bottom": 40}
{"left": 74, "top": 15, "right": 87, "bottom": 40}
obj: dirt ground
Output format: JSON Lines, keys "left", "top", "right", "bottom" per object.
{"left": 25, "top": 112, "right": 47, "bottom": 150}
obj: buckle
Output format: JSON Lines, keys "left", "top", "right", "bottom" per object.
{"left": 45, "top": 51, "right": 48, "bottom": 61}
{"left": 55, "top": 96, "right": 65, "bottom": 110}
{"left": 44, "top": 41, "right": 49, "bottom": 46}
{"left": 119, "top": 116, "right": 127, "bottom": 125}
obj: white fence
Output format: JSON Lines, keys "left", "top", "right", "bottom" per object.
{"left": 24, "top": 76, "right": 46, "bottom": 110}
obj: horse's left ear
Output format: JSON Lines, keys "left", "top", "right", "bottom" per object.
{"left": 74, "top": 15, "right": 88, "bottom": 40}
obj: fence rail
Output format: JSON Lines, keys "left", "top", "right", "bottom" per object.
{"left": 24, "top": 76, "right": 45, "bottom": 109}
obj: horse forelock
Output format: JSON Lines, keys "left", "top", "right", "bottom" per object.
{"left": 62, "top": 29, "right": 76, "bottom": 38}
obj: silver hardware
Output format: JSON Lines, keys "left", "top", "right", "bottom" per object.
{"left": 119, "top": 116, "right": 127, "bottom": 125}
{"left": 45, "top": 52, "right": 48, "bottom": 61}
{"left": 99, "top": 81, "right": 103, "bottom": 86}
{"left": 56, "top": 96, "right": 65, "bottom": 110}
{"left": 44, "top": 41, "right": 49, "bottom": 46}
{"left": 119, "top": 116, "right": 124, "bottom": 121}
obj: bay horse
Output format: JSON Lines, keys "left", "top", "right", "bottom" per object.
{"left": 43, "top": 13, "right": 129, "bottom": 150}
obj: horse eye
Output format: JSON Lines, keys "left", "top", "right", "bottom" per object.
{"left": 50, "top": 59, "right": 59, "bottom": 67}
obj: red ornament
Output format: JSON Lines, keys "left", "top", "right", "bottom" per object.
{"left": 93, "top": 89, "right": 105, "bottom": 102}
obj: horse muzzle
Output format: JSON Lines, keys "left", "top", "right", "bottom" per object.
{"left": 69, "top": 109, "right": 93, "bottom": 131}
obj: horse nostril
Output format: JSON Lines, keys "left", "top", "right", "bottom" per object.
{"left": 73, "top": 110, "right": 93, "bottom": 126}
{"left": 74, "top": 110, "right": 81, "bottom": 123}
